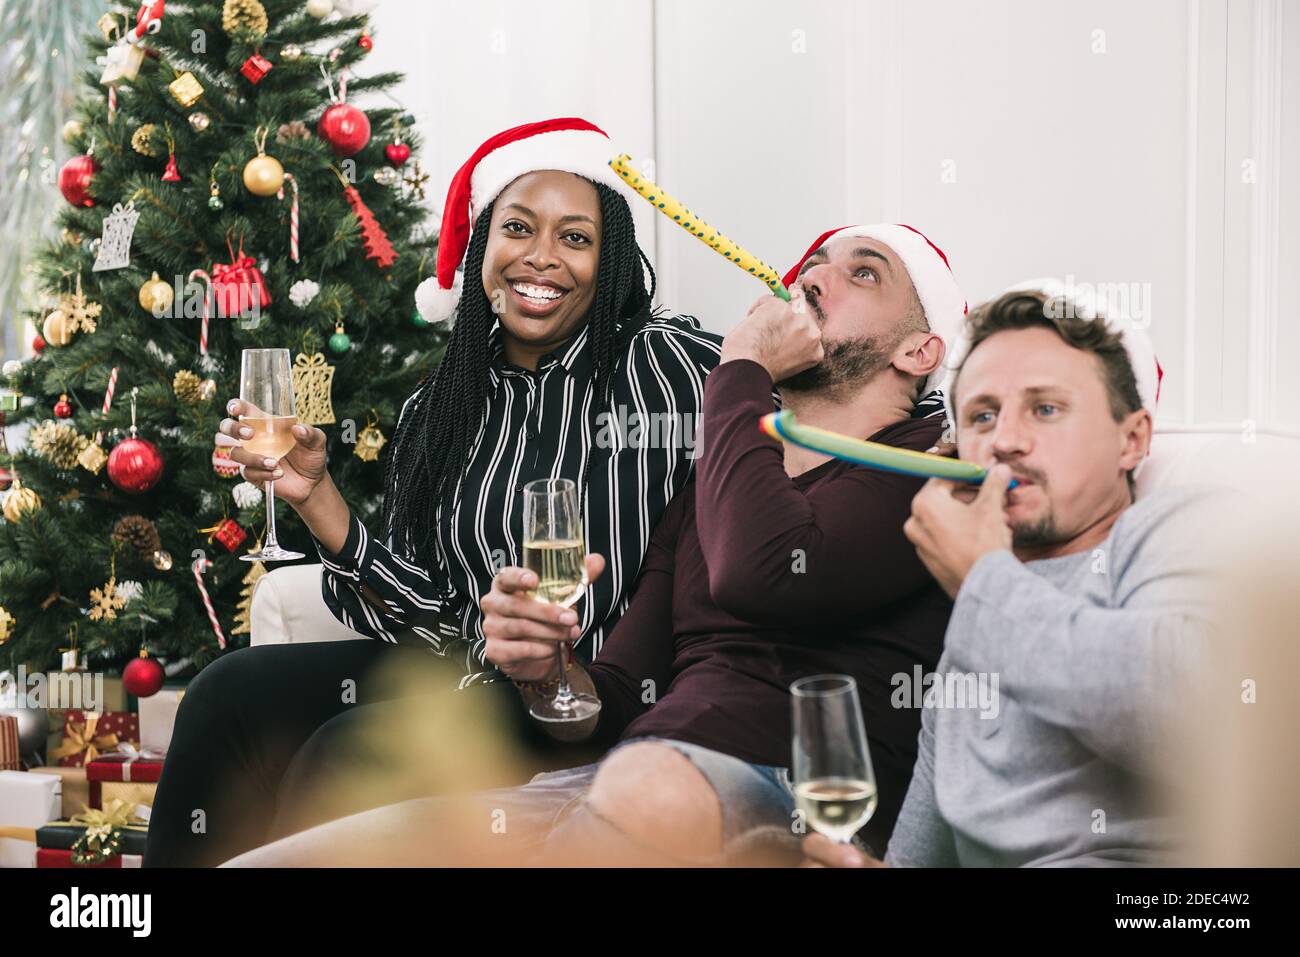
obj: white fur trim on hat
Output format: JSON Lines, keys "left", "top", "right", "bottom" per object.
{"left": 809, "top": 225, "right": 966, "bottom": 395}
{"left": 469, "top": 129, "right": 630, "bottom": 218}
{"left": 415, "top": 272, "right": 463, "bottom": 325}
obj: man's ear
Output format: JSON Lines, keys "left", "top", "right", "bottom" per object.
{"left": 894, "top": 331, "right": 946, "bottom": 382}
{"left": 1117, "top": 407, "right": 1154, "bottom": 472}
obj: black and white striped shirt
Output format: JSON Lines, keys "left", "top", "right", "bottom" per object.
{"left": 313, "top": 314, "right": 723, "bottom": 687}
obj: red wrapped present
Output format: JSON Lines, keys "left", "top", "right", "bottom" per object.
{"left": 0, "top": 715, "right": 19, "bottom": 771}
{"left": 51, "top": 712, "right": 140, "bottom": 767}
{"left": 36, "top": 848, "right": 142, "bottom": 868}
{"left": 240, "top": 52, "right": 273, "bottom": 84}
{"left": 86, "top": 751, "right": 163, "bottom": 810}
{"left": 211, "top": 236, "right": 271, "bottom": 318}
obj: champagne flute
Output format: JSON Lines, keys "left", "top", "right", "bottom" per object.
{"left": 522, "top": 477, "right": 600, "bottom": 723}
{"left": 791, "top": 674, "right": 878, "bottom": 845}
{"left": 238, "top": 348, "right": 305, "bottom": 562}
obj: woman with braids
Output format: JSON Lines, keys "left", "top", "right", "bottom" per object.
{"left": 145, "top": 119, "right": 721, "bottom": 866}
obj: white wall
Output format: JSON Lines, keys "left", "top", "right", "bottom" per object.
{"left": 367, "top": 0, "right": 1299, "bottom": 434}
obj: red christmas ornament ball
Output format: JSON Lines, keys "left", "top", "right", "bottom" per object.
{"left": 317, "top": 103, "right": 371, "bottom": 157}
{"left": 123, "top": 652, "right": 164, "bottom": 698}
{"left": 53, "top": 396, "right": 73, "bottom": 418}
{"left": 0, "top": 466, "right": 12, "bottom": 492}
{"left": 58, "top": 154, "right": 99, "bottom": 207}
{"left": 385, "top": 142, "right": 410, "bottom": 166}
{"left": 357, "top": 34, "right": 373, "bottom": 51}
{"left": 107, "top": 436, "right": 164, "bottom": 494}
{"left": 32, "top": 334, "right": 46, "bottom": 354}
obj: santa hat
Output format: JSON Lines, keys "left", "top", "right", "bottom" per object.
{"left": 415, "top": 117, "right": 630, "bottom": 324}
{"left": 782, "top": 224, "right": 967, "bottom": 394}
{"left": 941, "top": 277, "right": 1164, "bottom": 426}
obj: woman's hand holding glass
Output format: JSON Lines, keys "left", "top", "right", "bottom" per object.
{"left": 216, "top": 397, "right": 330, "bottom": 508}
{"left": 481, "top": 553, "right": 606, "bottom": 684}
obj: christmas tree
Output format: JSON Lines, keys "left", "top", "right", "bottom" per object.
{"left": 0, "top": 0, "right": 443, "bottom": 678}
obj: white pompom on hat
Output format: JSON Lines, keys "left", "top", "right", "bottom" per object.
{"left": 781, "top": 223, "right": 967, "bottom": 394}
{"left": 415, "top": 117, "right": 630, "bottom": 325}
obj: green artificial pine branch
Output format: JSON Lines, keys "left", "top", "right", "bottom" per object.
{"left": 0, "top": 0, "right": 443, "bottom": 677}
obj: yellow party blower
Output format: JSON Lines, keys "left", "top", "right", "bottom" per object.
{"left": 609, "top": 154, "right": 791, "bottom": 301}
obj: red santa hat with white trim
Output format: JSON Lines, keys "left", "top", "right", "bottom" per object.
{"left": 415, "top": 117, "right": 630, "bottom": 324}
{"left": 781, "top": 223, "right": 968, "bottom": 395}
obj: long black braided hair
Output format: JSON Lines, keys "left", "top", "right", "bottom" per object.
{"left": 382, "top": 180, "right": 657, "bottom": 564}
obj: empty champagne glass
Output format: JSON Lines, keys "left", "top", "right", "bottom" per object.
{"left": 791, "top": 674, "right": 878, "bottom": 845}
{"left": 239, "top": 348, "right": 305, "bottom": 562}
{"left": 522, "top": 477, "right": 599, "bottom": 722}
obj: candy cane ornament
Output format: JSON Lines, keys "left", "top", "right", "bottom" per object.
{"left": 192, "top": 557, "right": 227, "bottom": 649}
{"left": 277, "top": 174, "right": 299, "bottom": 263}
{"left": 188, "top": 269, "right": 213, "bottom": 354}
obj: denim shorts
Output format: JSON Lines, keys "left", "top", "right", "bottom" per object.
{"left": 484, "top": 735, "right": 797, "bottom": 859}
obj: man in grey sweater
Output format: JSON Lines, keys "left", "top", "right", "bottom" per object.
{"left": 806, "top": 285, "right": 1222, "bottom": 867}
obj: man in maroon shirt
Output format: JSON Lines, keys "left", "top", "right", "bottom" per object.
{"left": 221, "top": 225, "right": 967, "bottom": 868}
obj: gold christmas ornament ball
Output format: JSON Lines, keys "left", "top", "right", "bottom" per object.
{"left": 3, "top": 478, "right": 42, "bottom": 522}
{"left": 62, "top": 119, "right": 83, "bottom": 143}
{"left": 305, "top": 0, "right": 333, "bottom": 18}
{"left": 280, "top": 43, "right": 302, "bottom": 60}
{"left": 199, "top": 377, "right": 218, "bottom": 400}
{"left": 373, "top": 166, "right": 400, "bottom": 187}
{"left": 43, "top": 309, "right": 74, "bottom": 347}
{"left": 243, "top": 154, "right": 285, "bottom": 196}
{"left": 188, "top": 111, "right": 211, "bottom": 132}
{"left": 138, "top": 271, "right": 174, "bottom": 315}
{"left": 152, "top": 549, "right": 173, "bottom": 571}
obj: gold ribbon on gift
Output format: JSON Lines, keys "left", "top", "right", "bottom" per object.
{"left": 68, "top": 798, "right": 144, "bottom": 865}
{"left": 49, "top": 712, "right": 120, "bottom": 765}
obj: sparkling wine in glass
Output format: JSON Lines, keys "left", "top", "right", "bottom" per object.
{"left": 522, "top": 477, "right": 599, "bottom": 723}
{"left": 239, "top": 348, "right": 305, "bottom": 562}
{"left": 791, "top": 674, "right": 878, "bottom": 845}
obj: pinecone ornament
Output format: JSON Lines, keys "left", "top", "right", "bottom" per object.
{"left": 30, "top": 420, "right": 87, "bottom": 470}
{"left": 222, "top": 0, "right": 268, "bottom": 42}
{"left": 113, "top": 514, "right": 162, "bottom": 561}
{"left": 131, "top": 124, "right": 160, "bottom": 157}
{"left": 173, "top": 369, "right": 203, "bottom": 404}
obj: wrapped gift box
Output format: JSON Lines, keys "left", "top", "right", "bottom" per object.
{"left": 29, "top": 766, "right": 90, "bottom": 819}
{"left": 53, "top": 711, "right": 140, "bottom": 767}
{"left": 0, "top": 715, "right": 19, "bottom": 771}
{"left": 43, "top": 674, "right": 127, "bottom": 711}
{"left": 0, "top": 769, "right": 61, "bottom": 868}
{"left": 36, "top": 819, "right": 149, "bottom": 856}
{"left": 138, "top": 688, "right": 185, "bottom": 755}
{"left": 86, "top": 754, "right": 163, "bottom": 810}
{"left": 36, "top": 848, "right": 142, "bottom": 868}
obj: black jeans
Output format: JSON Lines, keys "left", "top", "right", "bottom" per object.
{"left": 143, "top": 639, "right": 594, "bottom": 867}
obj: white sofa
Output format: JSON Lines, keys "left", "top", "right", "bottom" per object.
{"left": 249, "top": 428, "right": 1300, "bottom": 646}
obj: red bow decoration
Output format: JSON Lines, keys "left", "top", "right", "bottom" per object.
{"left": 211, "top": 235, "right": 271, "bottom": 317}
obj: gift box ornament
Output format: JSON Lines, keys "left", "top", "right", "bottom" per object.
{"left": 211, "top": 236, "right": 271, "bottom": 317}
{"left": 240, "top": 52, "right": 273, "bottom": 83}
{"left": 168, "top": 70, "right": 204, "bottom": 107}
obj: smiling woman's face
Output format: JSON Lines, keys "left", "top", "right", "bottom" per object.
{"left": 481, "top": 170, "right": 602, "bottom": 368}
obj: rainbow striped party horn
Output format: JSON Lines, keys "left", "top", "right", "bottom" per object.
{"left": 759, "top": 410, "right": 1017, "bottom": 487}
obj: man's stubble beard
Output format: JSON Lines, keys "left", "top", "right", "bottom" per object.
{"left": 775, "top": 288, "right": 899, "bottom": 395}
